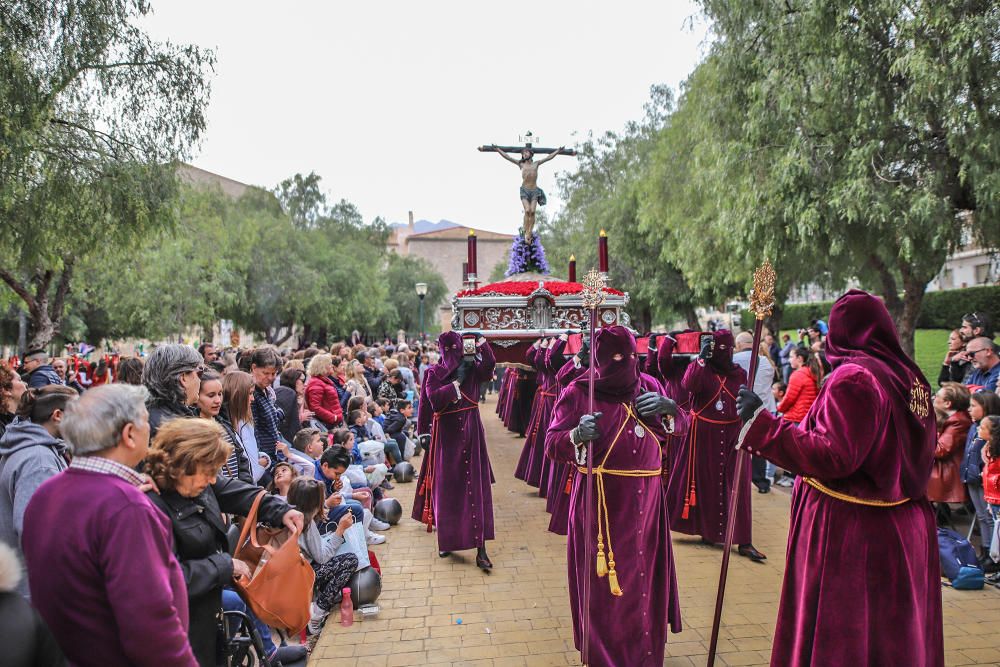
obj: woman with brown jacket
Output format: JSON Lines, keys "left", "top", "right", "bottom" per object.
{"left": 928, "top": 382, "right": 972, "bottom": 503}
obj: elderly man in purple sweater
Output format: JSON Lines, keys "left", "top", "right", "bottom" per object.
{"left": 22, "top": 384, "right": 197, "bottom": 666}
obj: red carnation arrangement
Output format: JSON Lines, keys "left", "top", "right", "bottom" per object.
{"left": 456, "top": 281, "right": 624, "bottom": 298}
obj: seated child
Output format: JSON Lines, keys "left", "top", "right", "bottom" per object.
{"left": 286, "top": 477, "right": 359, "bottom": 640}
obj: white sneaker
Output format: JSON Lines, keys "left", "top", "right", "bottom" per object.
{"left": 369, "top": 517, "right": 391, "bottom": 531}
{"left": 775, "top": 477, "right": 794, "bottom": 487}
{"left": 366, "top": 531, "right": 386, "bottom": 545}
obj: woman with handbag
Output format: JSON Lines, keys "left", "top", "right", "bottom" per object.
{"left": 145, "top": 418, "right": 305, "bottom": 667}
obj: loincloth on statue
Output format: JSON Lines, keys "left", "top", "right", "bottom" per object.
{"left": 519, "top": 186, "right": 547, "bottom": 205}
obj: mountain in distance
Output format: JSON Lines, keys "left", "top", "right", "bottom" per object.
{"left": 389, "top": 218, "right": 459, "bottom": 234}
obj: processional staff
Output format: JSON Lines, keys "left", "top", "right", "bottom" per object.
{"left": 707, "top": 260, "right": 777, "bottom": 666}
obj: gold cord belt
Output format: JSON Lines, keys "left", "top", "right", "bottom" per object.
{"left": 801, "top": 477, "right": 910, "bottom": 507}
{"left": 576, "top": 403, "right": 661, "bottom": 597}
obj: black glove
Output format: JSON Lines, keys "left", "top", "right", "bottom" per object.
{"left": 575, "top": 412, "right": 602, "bottom": 442}
{"left": 736, "top": 386, "right": 763, "bottom": 423}
{"left": 699, "top": 336, "right": 714, "bottom": 360}
{"left": 647, "top": 333, "right": 660, "bottom": 353}
{"left": 635, "top": 391, "right": 677, "bottom": 417}
{"left": 577, "top": 339, "right": 591, "bottom": 367}
{"left": 454, "top": 359, "right": 473, "bottom": 384}
{"left": 418, "top": 434, "right": 431, "bottom": 449}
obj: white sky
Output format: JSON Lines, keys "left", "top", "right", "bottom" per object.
{"left": 141, "top": 1, "right": 711, "bottom": 234}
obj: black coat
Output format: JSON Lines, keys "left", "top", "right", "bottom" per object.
{"left": 273, "top": 385, "right": 303, "bottom": 443}
{"left": 148, "top": 400, "right": 197, "bottom": 438}
{"left": 215, "top": 412, "right": 254, "bottom": 486}
{"left": 147, "top": 476, "right": 289, "bottom": 667}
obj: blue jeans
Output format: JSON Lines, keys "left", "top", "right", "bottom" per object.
{"left": 967, "top": 482, "right": 995, "bottom": 553}
{"left": 221, "top": 588, "right": 276, "bottom": 655}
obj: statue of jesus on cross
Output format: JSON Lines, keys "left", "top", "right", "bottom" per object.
{"left": 480, "top": 134, "right": 575, "bottom": 243}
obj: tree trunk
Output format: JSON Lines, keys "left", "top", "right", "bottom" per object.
{"left": 300, "top": 323, "right": 313, "bottom": 347}
{"left": 0, "top": 263, "right": 73, "bottom": 350}
{"left": 684, "top": 305, "right": 699, "bottom": 330}
{"left": 317, "top": 327, "right": 329, "bottom": 348}
{"left": 896, "top": 264, "right": 931, "bottom": 359}
{"left": 272, "top": 325, "right": 294, "bottom": 347}
{"left": 764, "top": 302, "right": 783, "bottom": 337}
{"left": 640, "top": 306, "right": 653, "bottom": 333}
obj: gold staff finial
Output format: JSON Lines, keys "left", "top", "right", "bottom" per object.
{"left": 581, "top": 268, "right": 607, "bottom": 311}
{"left": 748, "top": 260, "right": 777, "bottom": 321}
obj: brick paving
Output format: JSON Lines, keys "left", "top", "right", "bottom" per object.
{"left": 310, "top": 396, "right": 1000, "bottom": 666}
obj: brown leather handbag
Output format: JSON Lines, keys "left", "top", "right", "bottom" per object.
{"left": 232, "top": 491, "right": 315, "bottom": 633}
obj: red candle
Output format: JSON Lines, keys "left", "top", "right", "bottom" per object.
{"left": 467, "top": 229, "right": 478, "bottom": 278}
{"left": 598, "top": 230, "right": 609, "bottom": 273}
{"left": 568, "top": 254, "right": 577, "bottom": 282}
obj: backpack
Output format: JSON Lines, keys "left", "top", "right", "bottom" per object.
{"left": 937, "top": 527, "right": 982, "bottom": 581}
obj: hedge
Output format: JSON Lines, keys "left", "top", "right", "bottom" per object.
{"left": 739, "top": 284, "right": 999, "bottom": 333}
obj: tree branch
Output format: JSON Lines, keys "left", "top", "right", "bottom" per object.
{"left": 51, "top": 260, "right": 75, "bottom": 324}
{"left": 0, "top": 269, "right": 38, "bottom": 313}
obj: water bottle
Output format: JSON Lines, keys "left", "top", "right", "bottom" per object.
{"left": 340, "top": 587, "right": 354, "bottom": 627}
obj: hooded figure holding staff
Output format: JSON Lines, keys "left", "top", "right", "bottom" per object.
{"left": 545, "top": 325, "right": 685, "bottom": 666}
{"left": 735, "top": 290, "right": 943, "bottom": 666}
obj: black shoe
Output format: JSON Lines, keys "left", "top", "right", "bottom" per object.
{"left": 983, "top": 559, "right": 1000, "bottom": 574}
{"left": 438, "top": 551, "right": 451, "bottom": 558}
{"left": 738, "top": 544, "right": 767, "bottom": 562}
{"left": 757, "top": 486, "right": 770, "bottom": 494}
{"left": 476, "top": 549, "right": 493, "bottom": 571}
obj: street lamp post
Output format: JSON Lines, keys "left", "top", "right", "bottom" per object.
{"left": 415, "top": 282, "right": 428, "bottom": 341}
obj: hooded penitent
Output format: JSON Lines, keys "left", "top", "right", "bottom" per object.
{"left": 737, "top": 289, "right": 942, "bottom": 667}
{"left": 707, "top": 330, "right": 742, "bottom": 377}
{"left": 410, "top": 334, "right": 496, "bottom": 552}
{"left": 544, "top": 324, "right": 682, "bottom": 667}
{"left": 436, "top": 331, "right": 464, "bottom": 376}
{"left": 574, "top": 326, "right": 640, "bottom": 402}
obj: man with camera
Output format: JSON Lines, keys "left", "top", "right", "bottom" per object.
{"left": 411, "top": 331, "right": 497, "bottom": 570}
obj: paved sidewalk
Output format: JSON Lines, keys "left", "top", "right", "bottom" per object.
{"left": 310, "top": 396, "right": 1000, "bottom": 666}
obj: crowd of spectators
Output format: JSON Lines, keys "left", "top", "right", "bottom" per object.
{"left": 0, "top": 337, "right": 436, "bottom": 665}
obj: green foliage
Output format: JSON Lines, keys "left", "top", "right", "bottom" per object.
{"left": 682, "top": 0, "right": 1000, "bottom": 352}
{"left": 0, "top": 0, "right": 215, "bottom": 347}
{"left": 546, "top": 85, "right": 701, "bottom": 331}
{"left": 914, "top": 329, "right": 950, "bottom": 385}
{"left": 375, "top": 254, "right": 449, "bottom": 337}
{"left": 914, "top": 285, "right": 999, "bottom": 331}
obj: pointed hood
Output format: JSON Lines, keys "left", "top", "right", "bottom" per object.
{"left": 575, "top": 326, "right": 640, "bottom": 401}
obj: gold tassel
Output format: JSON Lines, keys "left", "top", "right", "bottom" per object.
{"left": 608, "top": 558, "right": 623, "bottom": 597}
{"left": 596, "top": 550, "right": 608, "bottom": 577}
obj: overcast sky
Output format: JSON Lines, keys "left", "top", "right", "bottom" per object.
{"left": 141, "top": 1, "right": 711, "bottom": 234}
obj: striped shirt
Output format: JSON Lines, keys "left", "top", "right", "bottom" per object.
{"left": 251, "top": 385, "right": 283, "bottom": 462}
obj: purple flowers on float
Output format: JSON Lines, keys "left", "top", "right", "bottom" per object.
{"left": 505, "top": 233, "right": 550, "bottom": 276}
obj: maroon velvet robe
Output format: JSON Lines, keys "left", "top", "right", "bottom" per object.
{"left": 411, "top": 337, "right": 497, "bottom": 552}
{"left": 739, "top": 290, "right": 943, "bottom": 666}
{"left": 540, "top": 339, "right": 570, "bottom": 504}
{"left": 504, "top": 369, "right": 537, "bottom": 436}
{"left": 545, "top": 327, "right": 682, "bottom": 667}
{"left": 515, "top": 345, "right": 551, "bottom": 486}
{"left": 666, "top": 336, "right": 752, "bottom": 544}
{"left": 546, "top": 357, "right": 587, "bottom": 536}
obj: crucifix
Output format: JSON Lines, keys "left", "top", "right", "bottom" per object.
{"left": 479, "top": 131, "right": 577, "bottom": 243}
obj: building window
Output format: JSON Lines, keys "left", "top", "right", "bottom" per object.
{"left": 974, "top": 263, "right": 991, "bottom": 285}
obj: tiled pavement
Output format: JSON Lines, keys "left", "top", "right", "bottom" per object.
{"left": 311, "top": 396, "right": 1000, "bottom": 666}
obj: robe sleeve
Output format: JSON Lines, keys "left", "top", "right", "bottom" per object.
{"left": 426, "top": 369, "right": 461, "bottom": 412}
{"left": 416, "top": 380, "right": 432, "bottom": 436}
{"left": 547, "top": 339, "right": 567, "bottom": 372}
{"left": 545, "top": 386, "right": 585, "bottom": 464}
{"left": 473, "top": 341, "right": 496, "bottom": 383}
{"left": 738, "top": 365, "right": 883, "bottom": 478}
{"left": 525, "top": 346, "right": 538, "bottom": 367}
